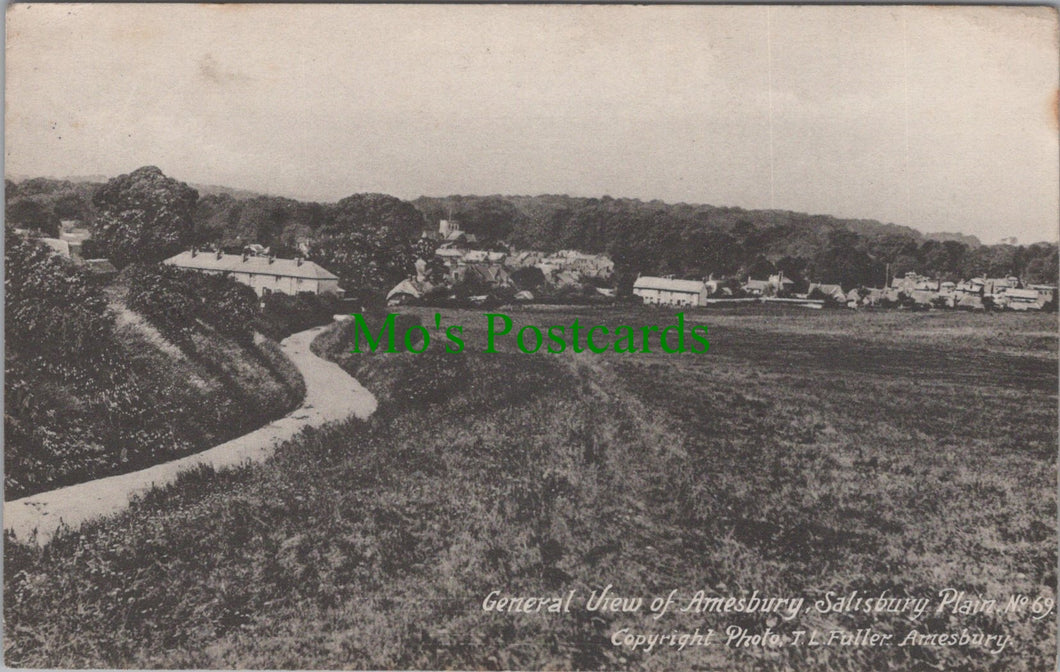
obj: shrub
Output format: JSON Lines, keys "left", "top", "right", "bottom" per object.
{"left": 4, "top": 229, "right": 115, "bottom": 362}
{"left": 125, "top": 264, "right": 258, "bottom": 344}
{"left": 196, "top": 274, "right": 258, "bottom": 344}
{"left": 124, "top": 264, "right": 199, "bottom": 340}
{"left": 257, "top": 292, "right": 341, "bottom": 341}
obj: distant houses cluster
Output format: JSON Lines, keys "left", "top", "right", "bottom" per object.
{"left": 633, "top": 270, "right": 1057, "bottom": 311}
{"left": 15, "top": 217, "right": 1056, "bottom": 313}
{"left": 16, "top": 219, "right": 118, "bottom": 280}
{"left": 863, "top": 272, "right": 1055, "bottom": 311}
{"left": 386, "top": 219, "right": 615, "bottom": 305}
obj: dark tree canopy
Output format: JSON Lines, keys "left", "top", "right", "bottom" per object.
{"left": 92, "top": 166, "right": 199, "bottom": 267}
{"left": 300, "top": 193, "right": 426, "bottom": 294}
{"left": 5, "top": 197, "right": 61, "bottom": 236}
{"left": 8, "top": 173, "right": 1057, "bottom": 293}
{"left": 309, "top": 229, "right": 414, "bottom": 296}
{"left": 5, "top": 229, "right": 114, "bottom": 361}
{"left": 322, "top": 193, "right": 426, "bottom": 241}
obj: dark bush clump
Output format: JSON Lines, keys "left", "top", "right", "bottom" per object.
{"left": 124, "top": 263, "right": 258, "bottom": 344}
{"left": 5, "top": 229, "right": 115, "bottom": 362}
{"left": 256, "top": 292, "right": 343, "bottom": 341}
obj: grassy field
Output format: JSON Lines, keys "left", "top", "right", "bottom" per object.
{"left": 5, "top": 305, "right": 1056, "bottom": 670}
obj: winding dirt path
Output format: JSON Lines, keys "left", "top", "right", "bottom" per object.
{"left": 4, "top": 323, "right": 375, "bottom": 545}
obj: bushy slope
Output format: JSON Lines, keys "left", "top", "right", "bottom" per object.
{"left": 4, "top": 300, "right": 304, "bottom": 499}
{"left": 4, "top": 234, "right": 305, "bottom": 499}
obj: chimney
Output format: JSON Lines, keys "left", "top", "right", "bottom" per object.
{"left": 268, "top": 254, "right": 275, "bottom": 265}
{"left": 296, "top": 256, "right": 303, "bottom": 266}
{"left": 216, "top": 249, "right": 223, "bottom": 260}
{"left": 242, "top": 252, "right": 248, "bottom": 262}
{"left": 191, "top": 247, "right": 197, "bottom": 258}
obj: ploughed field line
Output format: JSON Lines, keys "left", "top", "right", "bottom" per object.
{"left": 707, "top": 326, "right": 1058, "bottom": 394}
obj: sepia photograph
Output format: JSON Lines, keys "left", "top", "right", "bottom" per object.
{"left": 3, "top": 3, "right": 1058, "bottom": 670}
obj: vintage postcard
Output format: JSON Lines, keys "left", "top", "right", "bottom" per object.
{"left": 4, "top": 4, "right": 1058, "bottom": 670}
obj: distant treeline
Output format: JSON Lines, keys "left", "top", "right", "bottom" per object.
{"left": 412, "top": 195, "right": 1057, "bottom": 291}
{"left": 7, "top": 170, "right": 1057, "bottom": 296}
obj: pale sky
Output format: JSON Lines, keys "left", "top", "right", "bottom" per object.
{"left": 5, "top": 4, "right": 1059, "bottom": 244}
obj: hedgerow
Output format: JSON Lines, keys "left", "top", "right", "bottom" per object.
{"left": 124, "top": 263, "right": 258, "bottom": 344}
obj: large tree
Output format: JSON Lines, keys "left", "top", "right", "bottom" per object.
{"left": 810, "top": 228, "right": 882, "bottom": 288}
{"left": 5, "top": 196, "right": 60, "bottom": 236}
{"left": 308, "top": 194, "right": 425, "bottom": 295}
{"left": 309, "top": 229, "right": 414, "bottom": 297}
{"left": 92, "top": 166, "right": 199, "bottom": 267}
{"left": 321, "top": 193, "right": 426, "bottom": 240}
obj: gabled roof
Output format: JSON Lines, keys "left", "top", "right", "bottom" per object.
{"left": 164, "top": 251, "right": 338, "bottom": 281}
{"left": 39, "top": 238, "right": 71, "bottom": 257}
{"left": 466, "top": 263, "right": 512, "bottom": 285}
{"left": 809, "top": 283, "right": 844, "bottom": 296}
{"left": 634, "top": 276, "right": 706, "bottom": 293}
{"left": 553, "top": 270, "right": 581, "bottom": 286}
{"left": 1005, "top": 288, "right": 1040, "bottom": 300}
{"left": 386, "top": 278, "right": 431, "bottom": 301}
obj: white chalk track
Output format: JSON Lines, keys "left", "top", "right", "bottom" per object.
{"left": 4, "top": 323, "right": 376, "bottom": 545}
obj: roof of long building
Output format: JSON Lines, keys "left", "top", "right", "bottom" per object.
{"left": 633, "top": 276, "right": 706, "bottom": 293}
{"left": 164, "top": 251, "right": 339, "bottom": 280}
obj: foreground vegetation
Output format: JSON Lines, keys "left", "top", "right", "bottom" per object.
{"left": 5, "top": 307, "right": 1057, "bottom": 670}
{"left": 4, "top": 234, "right": 306, "bottom": 499}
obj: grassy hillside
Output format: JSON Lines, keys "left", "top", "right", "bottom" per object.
{"left": 4, "top": 293, "right": 304, "bottom": 500}
{"left": 4, "top": 229, "right": 323, "bottom": 501}
{"left": 5, "top": 306, "right": 1055, "bottom": 670}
